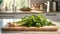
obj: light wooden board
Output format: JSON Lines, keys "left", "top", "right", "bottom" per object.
{"left": 2, "top": 26, "right": 58, "bottom": 31}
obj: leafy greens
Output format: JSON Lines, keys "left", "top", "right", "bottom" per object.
{"left": 16, "top": 15, "right": 55, "bottom": 27}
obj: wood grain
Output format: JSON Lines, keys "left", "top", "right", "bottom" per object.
{"left": 2, "top": 26, "right": 58, "bottom": 31}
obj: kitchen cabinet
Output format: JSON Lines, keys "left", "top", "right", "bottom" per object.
{"left": 0, "top": 13, "right": 60, "bottom": 22}
{"left": 44, "top": 13, "right": 60, "bottom": 22}
{"left": 0, "top": 12, "right": 59, "bottom": 20}
{"left": 0, "top": 12, "right": 59, "bottom": 19}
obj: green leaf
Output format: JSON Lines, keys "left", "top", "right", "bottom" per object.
{"left": 0, "top": 0, "right": 3, "bottom": 5}
{"left": 16, "top": 14, "right": 56, "bottom": 27}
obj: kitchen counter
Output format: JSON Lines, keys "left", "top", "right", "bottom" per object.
{"left": 0, "top": 11, "right": 60, "bottom": 14}
{"left": 1, "top": 11, "right": 60, "bottom": 34}
{"left": 0, "top": 10, "right": 44, "bottom": 14}
{"left": 1, "top": 19, "right": 60, "bottom": 34}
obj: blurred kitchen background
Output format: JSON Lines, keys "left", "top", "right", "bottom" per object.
{"left": 0, "top": 0, "right": 60, "bottom": 34}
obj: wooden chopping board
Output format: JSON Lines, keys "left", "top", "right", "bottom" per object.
{"left": 2, "top": 26, "right": 58, "bottom": 31}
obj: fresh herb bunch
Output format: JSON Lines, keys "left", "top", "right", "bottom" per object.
{"left": 16, "top": 15, "right": 55, "bottom": 27}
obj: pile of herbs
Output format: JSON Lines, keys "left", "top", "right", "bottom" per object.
{"left": 16, "top": 15, "right": 55, "bottom": 27}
